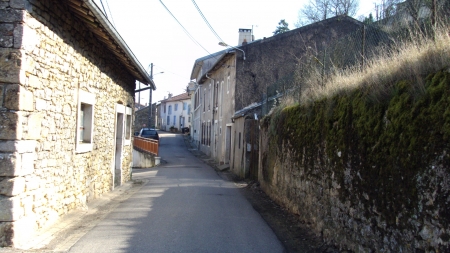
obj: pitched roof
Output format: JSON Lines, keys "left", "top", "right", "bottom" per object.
{"left": 160, "top": 92, "right": 190, "bottom": 103}
{"left": 66, "top": 0, "right": 155, "bottom": 89}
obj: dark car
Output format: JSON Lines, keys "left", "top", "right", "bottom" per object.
{"left": 138, "top": 128, "right": 159, "bottom": 141}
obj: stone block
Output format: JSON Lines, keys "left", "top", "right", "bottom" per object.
{"left": 0, "top": 48, "right": 22, "bottom": 84}
{"left": 0, "top": 222, "right": 13, "bottom": 247}
{"left": 4, "top": 84, "right": 34, "bottom": 111}
{"left": 13, "top": 25, "right": 22, "bottom": 49}
{"left": 21, "top": 152, "right": 35, "bottom": 174}
{"left": 27, "top": 75, "right": 42, "bottom": 89}
{"left": 10, "top": 216, "right": 37, "bottom": 248}
{"left": 0, "top": 196, "right": 23, "bottom": 221}
{"left": 10, "top": 0, "right": 26, "bottom": 9}
{"left": 0, "top": 140, "right": 37, "bottom": 153}
{"left": 0, "top": 111, "right": 22, "bottom": 140}
{"left": 0, "top": 23, "right": 14, "bottom": 48}
{"left": 24, "top": 175, "right": 39, "bottom": 191}
{"left": 0, "top": 9, "right": 23, "bottom": 22}
{"left": 24, "top": 112, "right": 42, "bottom": 140}
{"left": 35, "top": 98, "right": 47, "bottom": 111}
{"left": 22, "top": 25, "right": 39, "bottom": 51}
{"left": 0, "top": 153, "right": 21, "bottom": 176}
{"left": 0, "top": 177, "right": 25, "bottom": 196}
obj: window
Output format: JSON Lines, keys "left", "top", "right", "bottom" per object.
{"left": 175, "top": 104, "right": 178, "bottom": 111}
{"left": 195, "top": 90, "right": 199, "bottom": 109}
{"left": 167, "top": 116, "right": 170, "bottom": 125}
{"left": 76, "top": 90, "right": 95, "bottom": 153}
{"left": 227, "top": 75, "right": 230, "bottom": 94}
{"left": 239, "top": 132, "right": 241, "bottom": 149}
{"left": 164, "top": 104, "right": 166, "bottom": 113}
{"left": 214, "top": 82, "right": 218, "bottom": 107}
{"left": 188, "top": 117, "right": 191, "bottom": 123}
{"left": 183, "top": 102, "right": 187, "bottom": 110}
{"left": 173, "top": 116, "right": 176, "bottom": 126}
{"left": 188, "top": 104, "right": 191, "bottom": 114}
{"left": 203, "top": 90, "right": 206, "bottom": 112}
{"left": 168, "top": 105, "right": 172, "bottom": 115}
{"left": 125, "top": 106, "right": 132, "bottom": 145}
{"left": 220, "top": 81, "right": 224, "bottom": 117}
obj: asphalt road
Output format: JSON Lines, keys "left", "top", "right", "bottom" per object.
{"left": 67, "top": 132, "right": 285, "bottom": 253}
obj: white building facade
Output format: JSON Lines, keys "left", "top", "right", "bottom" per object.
{"left": 159, "top": 93, "right": 191, "bottom": 131}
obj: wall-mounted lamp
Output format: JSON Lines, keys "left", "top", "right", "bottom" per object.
{"left": 219, "top": 42, "right": 246, "bottom": 60}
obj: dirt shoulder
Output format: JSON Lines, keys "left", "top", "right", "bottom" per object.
{"left": 237, "top": 179, "right": 340, "bottom": 253}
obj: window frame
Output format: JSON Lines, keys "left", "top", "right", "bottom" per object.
{"left": 124, "top": 106, "right": 132, "bottom": 146}
{"left": 76, "top": 90, "right": 95, "bottom": 153}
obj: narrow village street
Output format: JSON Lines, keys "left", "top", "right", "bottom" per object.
{"left": 35, "top": 131, "right": 285, "bottom": 253}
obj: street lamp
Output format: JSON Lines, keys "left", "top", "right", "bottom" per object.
{"left": 218, "top": 42, "right": 246, "bottom": 60}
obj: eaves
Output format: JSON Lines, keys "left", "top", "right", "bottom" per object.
{"left": 66, "top": 0, "right": 155, "bottom": 89}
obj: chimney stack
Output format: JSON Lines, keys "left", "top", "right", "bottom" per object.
{"left": 238, "top": 28, "right": 252, "bottom": 46}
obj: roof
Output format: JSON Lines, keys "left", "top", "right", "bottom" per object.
{"left": 190, "top": 16, "right": 366, "bottom": 85}
{"left": 66, "top": 0, "right": 155, "bottom": 89}
{"left": 190, "top": 50, "right": 228, "bottom": 81}
{"left": 160, "top": 92, "right": 190, "bottom": 103}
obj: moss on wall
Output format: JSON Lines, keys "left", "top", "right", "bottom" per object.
{"left": 262, "top": 70, "right": 450, "bottom": 251}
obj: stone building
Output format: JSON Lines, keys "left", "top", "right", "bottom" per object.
{"left": 0, "top": 0, "right": 154, "bottom": 247}
{"left": 190, "top": 16, "right": 388, "bottom": 178}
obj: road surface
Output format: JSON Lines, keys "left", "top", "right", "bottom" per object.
{"left": 67, "top": 132, "right": 285, "bottom": 253}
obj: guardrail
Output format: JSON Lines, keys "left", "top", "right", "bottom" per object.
{"left": 133, "top": 136, "right": 159, "bottom": 156}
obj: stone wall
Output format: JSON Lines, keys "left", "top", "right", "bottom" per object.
{"left": 235, "top": 16, "right": 365, "bottom": 112}
{"left": 134, "top": 103, "right": 156, "bottom": 133}
{"left": 259, "top": 71, "right": 450, "bottom": 252}
{"left": 0, "top": 0, "right": 135, "bottom": 247}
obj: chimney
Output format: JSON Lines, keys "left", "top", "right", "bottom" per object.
{"left": 238, "top": 28, "right": 252, "bottom": 46}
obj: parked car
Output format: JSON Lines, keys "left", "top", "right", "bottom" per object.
{"left": 138, "top": 128, "right": 159, "bottom": 141}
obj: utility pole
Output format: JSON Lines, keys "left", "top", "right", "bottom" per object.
{"left": 149, "top": 63, "right": 153, "bottom": 128}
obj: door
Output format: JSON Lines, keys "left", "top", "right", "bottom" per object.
{"left": 114, "top": 106, "right": 124, "bottom": 187}
{"left": 225, "top": 126, "right": 231, "bottom": 164}
{"left": 249, "top": 120, "right": 259, "bottom": 180}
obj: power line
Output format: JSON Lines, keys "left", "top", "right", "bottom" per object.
{"left": 191, "top": 0, "right": 224, "bottom": 43}
{"left": 99, "top": 0, "right": 108, "bottom": 19}
{"left": 104, "top": 0, "right": 116, "bottom": 27}
{"left": 159, "top": 0, "right": 213, "bottom": 56}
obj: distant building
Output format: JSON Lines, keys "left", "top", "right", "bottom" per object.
{"left": 159, "top": 93, "right": 191, "bottom": 132}
{"left": 190, "top": 16, "right": 389, "bottom": 178}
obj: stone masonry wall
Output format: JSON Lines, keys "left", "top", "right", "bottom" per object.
{"left": 0, "top": 0, "right": 135, "bottom": 246}
{"left": 259, "top": 71, "right": 450, "bottom": 252}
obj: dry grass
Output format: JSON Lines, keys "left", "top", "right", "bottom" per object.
{"left": 280, "top": 25, "right": 450, "bottom": 107}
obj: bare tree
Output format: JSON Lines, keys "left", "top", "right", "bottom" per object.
{"left": 295, "top": 0, "right": 360, "bottom": 27}
{"left": 330, "top": 0, "right": 359, "bottom": 16}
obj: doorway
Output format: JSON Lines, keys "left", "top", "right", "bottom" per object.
{"left": 225, "top": 125, "right": 231, "bottom": 164}
{"left": 114, "top": 109, "right": 124, "bottom": 188}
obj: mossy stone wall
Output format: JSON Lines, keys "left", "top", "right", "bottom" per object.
{"left": 260, "top": 70, "right": 450, "bottom": 252}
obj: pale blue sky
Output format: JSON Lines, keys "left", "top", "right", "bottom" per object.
{"left": 92, "top": 0, "right": 378, "bottom": 104}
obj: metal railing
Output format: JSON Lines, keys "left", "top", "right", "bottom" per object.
{"left": 133, "top": 136, "right": 159, "bottom": 156}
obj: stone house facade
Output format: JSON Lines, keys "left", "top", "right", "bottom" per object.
{"left": 190, "top": 16, "right": 384, "bottom": 178}
{"left": 0, "top": 0, "right": 154, "bottom": 247}
{"left": 159, "top": 92, "right": 191, "bottom": 132}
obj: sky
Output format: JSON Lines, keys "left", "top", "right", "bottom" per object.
{"left": 92, "top": 0, "right": 379, "bottom": 105}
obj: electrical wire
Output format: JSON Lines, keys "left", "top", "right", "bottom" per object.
{"left": 99, "top": 0, "right": 108, "bottom": 19}
{"left": 159, "top": 0, "right": 213, "bottom": 56}
{"left": 191, "top": 0, "right": 224, "bottom": 43}
{"left": 104, "top": 0, "right": 116, "bottom": 27}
